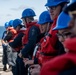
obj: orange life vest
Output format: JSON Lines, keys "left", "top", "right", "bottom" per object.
{"left": 40, "top": 37, "right": 76, "bottom": 75}
{"left": 22, "top": 22, "right": 39, "bottom": 45}
{"left": 37, "top": 17, "right": 58, "bottom": 65}
{"left": 7, "top": 27, "right": 17, "bottom": 42}
{"left": 13, "top": 28, "right": 26, "bottom": 52}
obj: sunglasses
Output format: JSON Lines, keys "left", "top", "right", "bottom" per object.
{"left": 46, "top": 6, "right": 58, "bottom": 11}
{"left": 56, "top": 32, "right": 71, "bottom": 37}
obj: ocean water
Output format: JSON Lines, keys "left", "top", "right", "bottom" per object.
{"left": 0, "top": 26, "right": 5, "bottom": 39}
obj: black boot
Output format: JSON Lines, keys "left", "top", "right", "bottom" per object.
{"left": 3, "top": 65, "right": 7, "bottom": 71}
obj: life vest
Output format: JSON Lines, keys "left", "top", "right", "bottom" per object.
{"left": 40, "top": 37, "right": 76, "bottom": 75}
{"left": 32, "top": 37, "right": 44, "bottom": 59}
{"left": 35, "top": 38, "right": 44, "bottom": 65}
{"left": 22, "top": 22, "right": 39, "bottom": 45}
{"left": 7, "top": 27, "right": 17, "bottom": 42}
{"left": 15, "top": 27, "right": 26, "bottom": 38}
{"left": 38, "top": 17, "right": 59, "bottom": 65}
{"left": 12, "top": 27, "right": 26, "bottom": 52}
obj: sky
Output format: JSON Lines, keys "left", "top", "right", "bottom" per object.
{"left": 0, "top": 0, "right": 72, "bottom": 26}
{"left": 0, "top": 0, "right": 47, "bottom": 26}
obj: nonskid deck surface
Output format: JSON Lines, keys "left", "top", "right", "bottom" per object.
{"left": 0, "top": 46, "right": 12, "bottom": 75}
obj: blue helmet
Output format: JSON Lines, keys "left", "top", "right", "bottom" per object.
{"left": 53, "top": 12, "right": 71, "bottom": 30}
{"left": 5, "top": 22, "right": 9, "bottom": 28}
{"left": 21, "top": 8, "right": 36, "bottom": 18}
{"left": 71, "top": 0, "right": 76, "bottom": 3}
{"left": 8, "top": 20, "right": 13, "bottom": 27}
{"left": 13, "top": 19, "right": 22, "bottom": 28}
{"left": 45, "top": 0, "right": 70, "bottom": 7}
{"left": 38, "top": 11, "right": 53, "bottom": 24}
{"left": 63, "top": 1, "right": 76, "bottom": 17}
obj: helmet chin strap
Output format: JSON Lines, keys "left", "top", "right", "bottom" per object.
{"left": 46, "top": 22, "right": 50, "bottom": 33}
{"left": 25, "top": 18, "right": 32, "bottom": 24}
